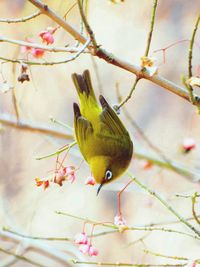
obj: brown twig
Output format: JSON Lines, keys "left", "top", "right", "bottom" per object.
{"left": 77, "top": 0, "right": 98, "bottom": 52}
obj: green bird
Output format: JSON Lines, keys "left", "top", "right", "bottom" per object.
{"left": 72, "top": 70, "right": 133, "bottom": 194}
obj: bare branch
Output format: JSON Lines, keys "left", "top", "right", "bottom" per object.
{"left": 0, "top": 11, "right": 41, "bottom": 23}
{"left": 0, "top": 36, "right": 89, "bottom": 53}
{"left": 0, "top": 113, "right": 73, "bottom": 140}
{"left": 144, "top": 0, "right": 158, "bottom": 57}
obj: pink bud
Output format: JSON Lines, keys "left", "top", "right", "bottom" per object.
{"left": 68, "top": 173, "right": 76, "bottom": 183}
{"left": 65, "top": 166, "right": 75, "bottom": 176}
{"left": 39, "top": 27, "right": 56, "bottom": 45}
{"left": 88, "top": 245, "right": 99, "bottom": 256}
{"left": 183, "top": 138, "right": 196, "bottom": 152}
{"left": 74, "top": 232, "right": 88, "bottom": 245}
{"left": 31, "top": 48, "right": 45, "bottom": 58}
{"left": 85, "top": 176, "right": 96, "bottom": 186}
{"left": 79, "top": 244, "right": 90, "bottom": 254}
{"left": 114, "top": 214, "right": 126, "bottom": 226}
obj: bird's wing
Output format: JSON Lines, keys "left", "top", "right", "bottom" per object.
{"left": 99, "top": 95, "right": 129, "bottom": 136}
{"left": 73, "top": 103, "right": 93, "bottom": 160}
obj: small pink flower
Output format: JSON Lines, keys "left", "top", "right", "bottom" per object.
{"left": 74, "top": 232, "right": 88, "bottom": 245}
{"left": 39, "top": 27, "right": 56, "bottom": 45}
{"left": 88, "top": 245, "right": 99, "bottom": 256}
{"left": 183, "top": 138, "right": 196, "bottom": 152}
{"left": 79, "top": 244, "right": 90, "bottom": 254}
{"left": 85, "top": 176, "right": 96, "bottom": 186}
{"left": 114, "top": 214, "right": 126, "bottom": 226}
{"left": 68, "top": 173, "right": 76, "bottom": 183}
{"left": 39, "top": 31, "right": 54, "bottom": 45}
{"left": 31, "top": 48, "right": 45, "bottom": 58}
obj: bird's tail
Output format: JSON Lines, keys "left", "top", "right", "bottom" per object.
{"left": 72, "top": 70, "right": 97, "bottom": 104}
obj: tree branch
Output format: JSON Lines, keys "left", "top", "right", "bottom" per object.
{"left": 26, "top": 0, "right": 200, "bottom": 106}
{"left": 0, "top": 36, "right": 89, "bottom": 53}
{"left": 0, "top": 11, "right": 41, "bottom": 23}
{"left": 0, "top": 113, "right": 73, "bottom": 140}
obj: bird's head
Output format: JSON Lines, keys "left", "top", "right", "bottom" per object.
{"left": 89, "top": 156, "right": 122, "bottom": 195}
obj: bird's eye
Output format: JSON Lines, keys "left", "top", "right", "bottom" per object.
{"left": 105, "top": 170, "right": 112, "bottom": 180}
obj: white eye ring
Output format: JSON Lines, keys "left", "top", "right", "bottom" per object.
{"left": 105, "top": 170, "right": 112, "bottom": 180}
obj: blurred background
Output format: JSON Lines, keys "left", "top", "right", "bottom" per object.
{"left": 0, "top": 0, "right": 200, "bottom": 266}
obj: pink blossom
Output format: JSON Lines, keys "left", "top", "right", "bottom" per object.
{"left": 114, "top": 214, "right": 126, "bottom": 226}
{"left": 74, "top": 232, "right": 88, "bottom": 245}
{"left": 31, "top": 48, "right": 45, "bottom": 58}
{"left": 88, "top": 245, "right": 99, "bottom": 256}
{"left": 54, "top": 166, "right": 76, "bottom": 186}
{"left": 79, "top": 244, "right": 90, "bottom": 254}
{"left": 39, "top": 31, "right": 54, "bottom": 45}
{"left": 39, "top": 27, "right": 56, "bottom": 45}
{"left": 183, "top": 138, "right": 196, "bottom": 152}
{"left": 85, "top": 176, "right": 96, "bottom": 186}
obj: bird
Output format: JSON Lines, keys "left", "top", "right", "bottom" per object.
{"left": 72, "top": 70, "right": 133, "bottom": 194}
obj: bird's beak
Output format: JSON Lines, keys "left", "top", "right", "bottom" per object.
{"left": 97, "top": 183, "right": 103, "bottom": 196}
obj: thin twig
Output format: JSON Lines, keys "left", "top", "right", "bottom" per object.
{"left": 134, "top": 150, "right": 200, "bottom": 182}
{"left": 144, "top": 0, "right": 158, "bottom": 57}
{"left": 77, "top": 0, "right": 98, "bottom": 52}
{"left": 188, "top": 14, "right": 200, "bottom": 78}
{"left": 118, "top": 77, "right": 140, "bottom": 109}
{"left": 118, "top": 0, "right": 158, "bottom": 108}
{"left": 144, "top": 249, "right": 198, "bottom": 262}
{"left": 56, "top": 211, "right": 200, "bottom": 240}
{"left": 187, "top": 14, "right": 200, "bottom": 105}
{"left": 0, "top": 246, "right": 45, "bottom": 267}
{"left": 0, "top": 11, "right": 41, "bottom": 23}
{"left": 191, "top": 192, "right": 200, "bottom": 225}
{"left": 129, "top": 174, "right": 200, "bottom": 237}
{"left": 72, "top": 259, "right": 185, "bottom": 266}
{"left": 0, "top": 113, "right": 73, "bottom": 139}
{"left": 0, "top": 36, "right": 89, "bottom": 53}
{"left": 11, "top": 48, "right": 20, "bottom": 121}
{"left": 35, "top": 141, "right": 76, "bottom": 160}
{"left": 3, "top": 227, "right": 72, "bottom": 242}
